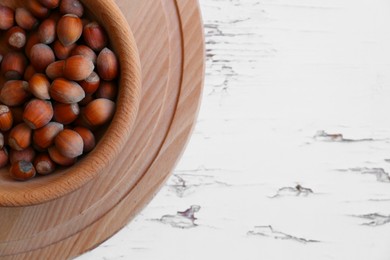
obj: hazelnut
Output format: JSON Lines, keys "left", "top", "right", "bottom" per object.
{"left": 5, "top": 26, "right": 27, "bottom": 50}
{"left": 70, "top": 45, "right": 96, "bottom": 65}
{"left": 96, "top": 81, "right": 118, "bottom": 100}
{"left": 33, "top": 122, "right": 63, "bottom": 150}
{"left": 48, "top": 146, "right": 76, "bottom": 166}
{"left": 83, "top": 22, "right": 107, "bottom": 51}
{"left": 50, "top": 78, "right": 85, "bottom": 103}
{"left": 82, "top": 98, "right": 115, "bottom": 126}
{"left": 27, "top": 0, "right": 49, "bottom": 19}
{"left": 37, "top": 0, "right": 60, "bottom": 9}
{"left": 53, "top": 40, "right": 76, "bottom": 60}
{"left": 47, "top": 10, "right": 61, "bottom": 22}
{"left": 15, "top": 8, "right": 39, "bottom": 30}
{"left": 23, "top": 99, "right": 54, "bottom": 129}
{"left": 46, "top": 60, "right": 65, "bottom": 79}
{"left": 54, "top": 129, "right": 83, "bottom": 158}
{"left": 81, "top": 18, "right": 90, "bottom": 27}
{"left": 0, "top": 148, "right": 8, "bottom": 168}
{"left": 74, "top": 126, "right": 95, "bottom": 153}
{"left": 57, "top": 14, "right": 83, "bottom": 46}
{"left": 0, "top": 5, "right": 14, "bottom": 30}
{"left": 38, "top": 18, "right": 57, "bottom": 44}
{"left": 8, "top": 123, "right": 32, "bottom": 151}
{"left": 30, "top": 43, "right": 56, "bottom": 72}
{"left": 0, "top": 80, "right": 30, "bottom": 106}
{"left": 25, "top": 32, "right": 40, "bottom": 58}
{"left": 10, "top": 147, "right": 36, "bottom": 164}
{"left": 78, "top": 94, "right": 94, "bottom": 106}
{"left": 10, "top": 160, "right": 36, "bottom": 181}
{"left": 33, "top": 153, "right": 56, "bottom": 175}
{"left": 0, "top": 105, "right": 13, "bottom": 131}
{"left": 53, "top": 103, "right": 79, "bottom": 124}
{"left": 28, "top": 73, "right": 51, "bottom": 100}
{"left": 79, "top": 71, "right": 100, "bottom": 94}
{"left": 24, "top": 65, "right": 37, "bottom": 81}
{"left": 0, "top": 0, "right": 119, "bottom": 179}
{"left": 64, "top": 55, "right": 95, "bottom": 81}
{"left": 97, "top": 48, "right": 119, "bottom": 81}
{"left": 1, "top": 52, "right": 27, "bottom": 80}
{"left": 72, "top": 114, "right": 91, "bottom": 129}
{"left": 59, "top": 0, "right": 84, "bottom": 17}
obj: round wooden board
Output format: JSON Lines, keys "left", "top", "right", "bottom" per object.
{"left": 0, "top": 0, "right": 204, "bottom": 259}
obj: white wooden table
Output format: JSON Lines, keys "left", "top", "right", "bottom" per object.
{"left": 78, "top": 0, "right": 390, "bottom": 259}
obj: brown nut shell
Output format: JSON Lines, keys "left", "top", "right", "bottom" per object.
{"left": 34, "top": 153, "right": 56, "bottom": 175}
{"left": 73, "top": 126, "right": 95, "bottom": 153}
{"left": 10, "top": 147, "right": 36, "bottom": 164}
{"left": 59, "top": 0, "right": 84, "bottom": 17}
{"left": 83, "top": 22, "right": 107, "bottom": 51}
{"left": 78, "top": 94, "right": 94, "bottom": 106}
{"left": 70, "top": 45, "right": 96, "bottom": 65}
{"left": 0, "top": 5, "right": 14, "bottom": 30}
{"left": 63, "top": 55, "right": 95, "bottom": 81}
{"left": 96, "top": 81, "right": 117, "bottom": 100}
{"left": 50, "top": 78, "right": 85, "bottom": 103}
{"left": 27, "top": 0, "right": 49, "bottom": 19}
{"left": 57, "top": 14, "right": 82, "bottom": 46}
{"left": 37, "top": 0, "right": 60, "bottom": 9}
{"left": 1, "top": 52, "right": 27, "bottom": 80}
{"left": 48, "top": 146, "right": 76, "bottom": 166}
{"left": 5, "top": 26, "right": 27, "bottom": 50}
{"left": 25, "top": 32, "right": 40, "bottom": 58}
{"left": 46, "top": 60, "right": 65, "bottom": 79}
{"left": 28, "top": 73, "right": 51, "bottom": 100}
{"left": 10, "top": 160, "right": 36, "bottom": 181}
{"left": 30, "top": 43, "right": 56, "bottom": 72}
{"left": 0, "top": 148, "right": 8, "bottom": 168}
{"left": 8, "top": 123, "right": 32, "bottom": 151}
{"left": 23, "top": 99, "right": 54, "bottom": 129}
{"left": 53, "top": 40, "right": 75, "bottom": 60}
{"left": 83, "top": 98, "right": 115, "bottom": 127}
{"left": 0, "top": 105, "right": 13, "bottom": 131}
{"left": 54, "top": 129, "right": 83, "bottom": 158}
{"left": 33, "top": 122, "right": 63, "bottom": 150}
{"left": 38, "top": 18, "right": 57, "bottom": 44}
{"left": 24, "top": 65, "right": 37, "bottom": 81}
{"left": 79, "top": 71, "right": 100, "bottom": 94}
{"left": 97, "top": 48, "right": 119, "bottom": 81}
{"left": 15, "top": 8, "right": 38, "bottom": 30}
{"left": 0, "top": 80, "right": 30, "bottom": 106}
{"left": 53, "top": 103, "right": 79, "bottom": 124}
{"left": 72, "top": 114, "right": 91, "bottom": 129}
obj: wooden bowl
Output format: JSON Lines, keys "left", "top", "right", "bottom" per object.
{"left": 0, "top": 0, "right": 141, "bottom": 207}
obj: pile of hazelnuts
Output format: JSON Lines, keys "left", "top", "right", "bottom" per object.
{"left": 0, "top": 0, "right": 119, "bottom": 181}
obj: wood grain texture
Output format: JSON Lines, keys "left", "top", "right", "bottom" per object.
{"left": 0, "top": 0, "right": 204, "bottom": 259}
{"left": 77, "top": 0, "right": 390, "bottom": 259}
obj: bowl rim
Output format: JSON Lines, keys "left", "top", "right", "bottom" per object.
{"left": 0, "top": 0, "right": 142, "bottom": 207}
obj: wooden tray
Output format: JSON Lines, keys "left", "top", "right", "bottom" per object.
{"left": 0, "top": 0, "right": 204, "bottom": 259}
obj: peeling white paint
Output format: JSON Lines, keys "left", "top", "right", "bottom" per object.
{"left": 78, "top": 0, "right": 390, "bottom": 259}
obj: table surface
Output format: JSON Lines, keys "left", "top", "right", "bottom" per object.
{"left": 78, "top": 0, "right": 390, "bottom": 259}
